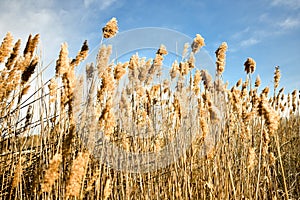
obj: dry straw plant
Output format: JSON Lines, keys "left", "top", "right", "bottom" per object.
{"left": 0, "top": 17, "right": 299, "bottom": 199}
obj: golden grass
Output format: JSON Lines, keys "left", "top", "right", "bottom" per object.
{"left": 0, "top": 18, "right": 299, "bottom": 199}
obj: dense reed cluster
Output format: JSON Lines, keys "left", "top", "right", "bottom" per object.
{"left": 0, "top": 18, "right": 299, "bottom": 199}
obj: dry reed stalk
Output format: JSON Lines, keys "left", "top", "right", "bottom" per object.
{"left": 12, "top": 157, "right": 24, "bottom": 189}
{"left": 103, "top": 178, "right": 112, "bottom": 200}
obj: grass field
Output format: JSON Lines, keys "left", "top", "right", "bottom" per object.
{"left": 0, "top": 18, "right": 299, "bottom": 199}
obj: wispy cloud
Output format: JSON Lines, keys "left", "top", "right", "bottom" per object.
{"left": 0, "top": 0, "right": 66, "bottom": 64}
{"left": 231, "top": 27, "right": 250, "bottom": 40}
{"left": 83, "top": 0, "right": 117, "bottom": 10}
{"left": 271, "top": 0, "right": 300, "bottom": 9}
{"left": 229, "top": 27, "right": 260, "bottom": 49}
{"left": 279, "top": 17, "right": 300, "bottom": 29}
{"left": 231, "top": 10, "right": 300, "bottom": 50}
{"left": 240, "top": 38, "right": 260, "bottom": 47}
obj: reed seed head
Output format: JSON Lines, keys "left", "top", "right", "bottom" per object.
{"left": 102, "top": 17, "right": 118, "bottom": 38}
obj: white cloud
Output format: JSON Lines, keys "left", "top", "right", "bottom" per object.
{"left": 0, "top": 0, "right": 66, "bottom": 66}
{"left": 240, "top": 38, "right": 260, "bottom": 47}
{"left": 231, "top": 27, "right": 250, "bottom": 40}
{"left": 84, "top": 0, "right": 94, "bottom": 7}
{"left": 271, "top": 0, "right": 300, "bottom": 9}
{"left": 279, "top": 17, "right": 300, "bottom": 29}
{"left": 83, "top": 0, "right": 117, "bottom": 10}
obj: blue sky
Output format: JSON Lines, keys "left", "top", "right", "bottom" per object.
{"left": 0, "top": 0, "right": 299, "bottom": 93}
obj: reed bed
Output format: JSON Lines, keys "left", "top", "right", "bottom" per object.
{"left": 0, "top": 18, "right": 299, "bottom": 199}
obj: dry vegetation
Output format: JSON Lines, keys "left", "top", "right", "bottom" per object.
{"left": 0, "top": 18, "right": 299, "bottom": 199}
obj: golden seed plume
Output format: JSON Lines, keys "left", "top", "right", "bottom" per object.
{"left": 41, "top": 154, "right": 62, "bottom": 193}
{"left": 102, "top": 17, "right": 118, "bottom": 38}
{"left": 244, "top": 57, "right": 256, "bottom": 74}
{"left": 23, "top": 34, "right": 40, "bottom": 57}
{"left": 6, "top": 39, "right": 21, "bottom": 70}
{"left": 255, "top": 75, "right": 261, "bottom": 87}
{"left": 0, "top": 32, "right": 14, "bottom": 63}
{"left": 66, "top": 152, "right": 89, "bottom": 197}
{"left": 114, "top": 62, "right": 128, "bottom": 80}
{"left": 97, "top": 45, "right": 112, "bottom": 78}
{"left": 21, "top": 56, "right": 39, "bottom": 84}
{"left": 215, "top": 42, "right": 228, "bottom": 75}
{"left": 170, "top": 60, "right": 179, "bottom": 79}
{"left": 70, "top": 40, "right": 89, "bottom": 67}
{"left": 200, "top": 69, "right": 212, "bottom": 90}
{"left": 48, "top": 78, "right": 58, "bottom": 103}
{"left": 56, "top": 42, "right": 69, "bottom": 76}
{"left": 194, "top": 69, "right": 202, "bottom": 86}
{"left": 182, "top": 42, "right": 189, "bottom": 59}
{"left": 157, "top": 44, "right": 168, "bottom": 55}
{"left": 274, "top": 66, "right": 281, "bottom": 90}
{"left": 236, "top": 78, "right": 242, "bottom": 87}
{"left": 191, "top": 34, "right": 205, "bottom": 53}
{"left": 247, "top": 147, "right": 256, "bottom": 171}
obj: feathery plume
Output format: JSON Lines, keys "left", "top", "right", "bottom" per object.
{"left": 114, "top": 62, "right": 128, "bottom": 81}
{"left": 157, "top": 44, "right": 168, "bottom": 55}
{"left": 56, "top": 43, "right": 69, "bottom": 76}
{"left": 102, "top": 17, "right": 118, "bottom": 38}
{"left": 5, "top": 39, "right": 21, "bottom": 70}
{"left": 247, "top": 147, "right": 256, "bottom": 171}
{"left": 21, "top": 56, "right": 38, "bottom": 84}
{"left": 200, "top": 69, "right": 212, "bottom": 90}
{"left": 66, "top": 152, "right": 89, "bottom": 197}
{"left": 41, "top": 154, "right": 62, "bottom": 193}
{"left": 255, "top": 75, "right": 261, "bottom": 87}
{"left": 0, "top": 32, "right": 14, "bottom": 63}
{"left": 96, "top": 45, "right": 112, "bottom": 78}
{"left": 170, "top": 60, "right": 179, "bottom": 79}
{"left": 236, "top": 78, "right": 242, "bottom": 87}
{"left": 182, "top": 42, "right": 189, "bottom": 59}
{"left": 244, "top": 57, "right": 256, "bottom": 74}
{"left": 48, "top": 78, "right": 58, "bottom": 103}
{"left": 191, "top": 34, "right": 205, "bottom": 53}
{"left": 274, "top": 66, "right": 280, "bottom": 90}
{"left": 215, "top": 42, "right": 228, "bottom": 75}
{"left": 70, "top": 40, "right": 89, "bottom": 67}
